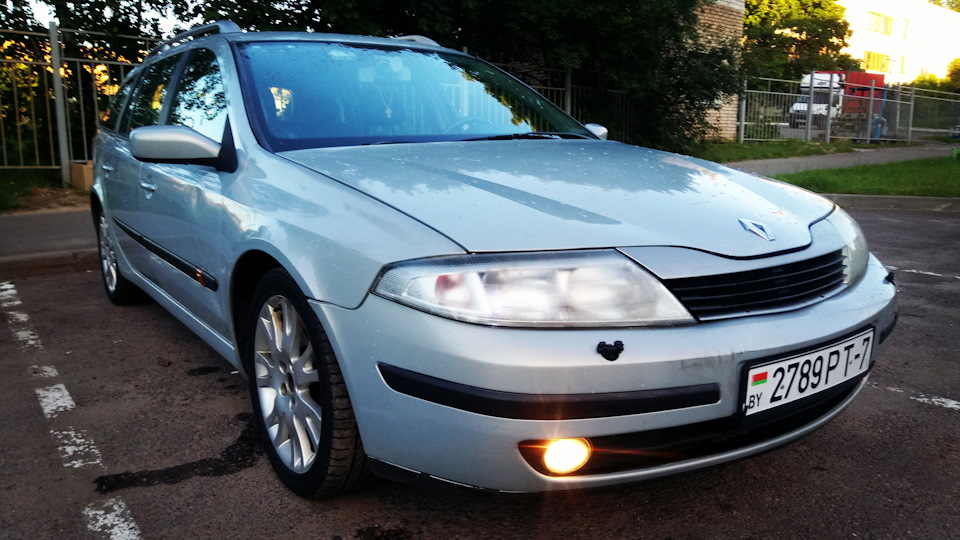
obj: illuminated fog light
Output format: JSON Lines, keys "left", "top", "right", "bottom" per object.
{"left": 543, "top": 438, "right": 592, "bottom": 475}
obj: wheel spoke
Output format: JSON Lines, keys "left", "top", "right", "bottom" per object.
{"left": 263, "top": 398, "right": 280, "bottom": 427}
{"left": 279, "top": 299, "right": 303, "bottom": 358}
{"left": 267, "top": 303, "right": 285, "bottom": 354}
{"left": 272, "top": 412, "right": 292, "bottom": 465}
{"left": 291, "top": 341, "right": 319, "bottom": 386}
{"left": 253, "top": 352, "right": 275, "bottom": 384}
{"left": 294, "top": 394, "right": 323, "bottom": 449}
{"left": 285, "top": 410, "right": 304, "bottom": 469}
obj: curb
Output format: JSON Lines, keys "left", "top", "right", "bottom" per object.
{"left": 0, "top": 250, "right": 99, "bottom": 281}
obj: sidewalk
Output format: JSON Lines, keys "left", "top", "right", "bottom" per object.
{"left": 1, "top": 141, "right": 958, "bottom": 280}
{"left": 0, "top": 209, "right": 98, "bottom": 280}
{"left": 726, "top": 140, "right": 955, "bottom": 176}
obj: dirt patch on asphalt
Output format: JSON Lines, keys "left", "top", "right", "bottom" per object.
{"left": 3, "top": 187, "right": 89, "bottom": 214}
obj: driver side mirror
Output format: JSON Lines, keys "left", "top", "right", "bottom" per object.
{"left": 130, "top": 125, "right": 221, "bottom": 167}
{"left": 585, "top": 123, "right": 609, "bottom": 140}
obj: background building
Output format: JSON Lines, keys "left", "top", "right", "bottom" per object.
{"left": 698, "top": 0, "right": 746, "bottom": 138}
{"left": 838, "top": 0, "right": 960, "bottom": 84}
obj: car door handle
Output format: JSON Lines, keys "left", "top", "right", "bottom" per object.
{"left": 140, "top": 182, "right": 157, "bottom": 199}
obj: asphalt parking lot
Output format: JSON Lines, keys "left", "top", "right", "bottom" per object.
{"left": 1, "top": 208, "right": 957, "bottom": 539}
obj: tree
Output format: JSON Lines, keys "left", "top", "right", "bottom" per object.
{"left": 910, "top": 58, "right": 960, "bottom": 93}
{"left": 948, "top": 58, "right": 960, "bottom": 88}
{"left": 743, "top": 0, "right": 855, "bottom": 81}
{"left": 932, "top": 0, "right": 960, "bottom": 13}
{"left": 194, "top": 0, "right": 741, "bottom": 152}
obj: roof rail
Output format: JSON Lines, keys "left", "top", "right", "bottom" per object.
{"left": 392, "top": 35, "right": 440, "bottom": 47}
{"left": 146, "top": 20, "right": 241, "bottom": 58}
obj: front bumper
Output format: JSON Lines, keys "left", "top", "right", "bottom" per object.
{"left": 313, "top": 254, "right": 898, "bottom": 492}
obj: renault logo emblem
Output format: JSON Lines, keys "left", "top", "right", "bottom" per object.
{"left": 739, "top": 218, "right": 775, "bottom": 241}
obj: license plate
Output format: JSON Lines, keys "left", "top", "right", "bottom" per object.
{"left": 743, "top": 329, "right": 874, "bottom": 416}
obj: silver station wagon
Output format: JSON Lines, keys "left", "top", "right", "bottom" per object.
{"left": 93, "top": 21, "right": 899, "bottom": 497}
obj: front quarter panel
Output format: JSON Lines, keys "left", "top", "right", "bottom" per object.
{"left": 220, "top": 150, "right": 464, "bottom": 309}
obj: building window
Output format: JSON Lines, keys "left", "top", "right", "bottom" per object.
{"left": 865, "top": 51, "right": 890, "bottom": 73}
{"left": 867, "top": 12, "right": 893, "bottom": 35}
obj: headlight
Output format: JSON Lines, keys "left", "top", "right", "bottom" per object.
{"left": 829, "top": 207, "right": 869, "bottom": 286}
{"left": 372, "top": 250, "right": 695, "bottom": 327}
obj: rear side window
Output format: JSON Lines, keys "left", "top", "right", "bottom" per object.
{"left": 120, "top": 54, "right": 182, "bottom": 134}
{"left": 100, "top": 74, "right": 136, "bottom": 131}
{"left": 169, "top": 49, "right": 227, "bottom": 143}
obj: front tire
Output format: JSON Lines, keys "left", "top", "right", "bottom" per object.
{"left": 243, "top": 268, "right": 370, "bottom": 497}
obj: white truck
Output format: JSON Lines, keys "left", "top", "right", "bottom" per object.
{"left": 788, "top": 73, "right": 844, "bottom": 129}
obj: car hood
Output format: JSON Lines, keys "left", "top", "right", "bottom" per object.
{"left": 279, "top": 140, "right": 834, "bottom": 257}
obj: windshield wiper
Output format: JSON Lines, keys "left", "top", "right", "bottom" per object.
{"left": 463, "top": 132, "right": 591, "bottom": 142}
{"left": 361, "top": 140, "right": 412, "bottom": 146}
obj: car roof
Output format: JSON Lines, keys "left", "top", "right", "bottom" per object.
{"left": 146, "top": 20, "right": 454, "bottom": 61}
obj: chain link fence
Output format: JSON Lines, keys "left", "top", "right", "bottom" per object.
{"left": 739, "top": 76, "right": 960, "bottom": 144}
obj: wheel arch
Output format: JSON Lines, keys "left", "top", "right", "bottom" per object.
{"left": 229, "top": 249, "right": 283, "bottom": 375}
{"left": 90, "top": 191, "right": 102, "bottom": 227}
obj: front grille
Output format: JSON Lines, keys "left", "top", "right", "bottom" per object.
{"left": 664, "top": 250, "right": 846, "bottom": 321}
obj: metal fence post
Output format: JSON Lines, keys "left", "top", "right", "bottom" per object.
{"left": 805, "top": 71, "right": 814, "bottom": 142}
{"left": 906, "top": 87, "right": 915, "bottom": 143}
{"left": 825, "top": 74, "right": 833, "bottom": 144}
{"left": 866, "top": 81, "right": 875, "bottom": 144}
{"left": 893, "top": 84, "right": 901, "bottom": 137}
{"left": 737, "top": 81, "right": 747, "bottom": 143}
{"left": 564, "top": 69, "right": 572, "bottom": 115}
{"left": 49, "top": 22, "right": 71, "bottom": 187}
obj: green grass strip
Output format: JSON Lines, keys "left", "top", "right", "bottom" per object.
{"left": 694, "top": 140, "right": 915, "bottom": 164}
{"left": 773, "top": 157, "right": 960, "bottom": 197}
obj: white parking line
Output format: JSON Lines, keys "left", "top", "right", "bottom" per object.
{"left": 0, "top": 282, "right": 22, "bottom": 307}
{"left": 30, "top": 365, "right": 59, "bottom": 378}
{"left": 52, "top": 428, "right": 104, "bottom": 468}
{"left": 7, "top": 281, "right": 142, "bottom": 539}
{"left": 35, "top": 384, "right": 76, "bottom": 419}
{"left": 2, "top": 283, "right": 43, "bottom": 350}
{"left": 886, "top": 266, "right": 960, "bottom": 281}
{"left": 83, "top": 498, "right": 142, "bottom": 540}
{"left": 875, "top": 384, "right": 960, "bottom": 412}
{"left": 911, "top": 394, "right": 960, "bottom": 411}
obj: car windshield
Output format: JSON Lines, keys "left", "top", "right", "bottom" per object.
{"left": 235, "top": 41, "right": 593, "bottom": 151}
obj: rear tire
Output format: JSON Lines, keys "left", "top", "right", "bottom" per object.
{"left": 96, "top": 209, "right": 145, "bottom": 305}
{"left": 243, "top": 268, "right": 371, "bottom": 497}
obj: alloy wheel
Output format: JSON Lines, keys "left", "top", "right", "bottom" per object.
{"left": 252, "top": 295, "right": 323, "bottom": 473}
{"left": 98, "top": 213, "right": 118, "bottom": 293}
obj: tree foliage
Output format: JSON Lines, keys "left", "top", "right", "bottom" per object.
{"left": 3, "top": 0, "right": 48, "bottom": 60}
{"left": 193, "top": 0, "right": 741, "bottom": 151}
{"left": 931, "top": 0, "right": 960, "bottom": 13}
{"left": 743, "top": 0, "right": 855, "bottom": 81}
{"left": 909, "top": 58, "right": 960, "bottom": 93}
{"left": 12, "top": 0, "right": 741, "bottom": 152}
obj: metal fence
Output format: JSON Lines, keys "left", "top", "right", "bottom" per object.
{"left": 1, "top": 24, "right": 156, "bottom": 185}
{"left": 489, "top": 63, "right": 635, "bottom": 141}
{"left": 1, "top": 26, "right": 636, "bottom": 188}
{"left": 739, "top": 76, "right": 960, "bottom": 143}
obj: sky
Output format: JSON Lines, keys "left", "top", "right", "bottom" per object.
{"left": 26, "top": 0, "right": 186, "bottom": 36}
